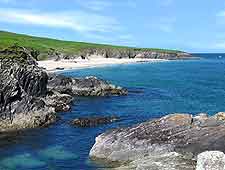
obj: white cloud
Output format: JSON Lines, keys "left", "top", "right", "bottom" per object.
{"left": 0, "top": 8, "right": 120, "bottom": 33}
{"left": 0, "top": 8, "right": 137, "bottom": 46}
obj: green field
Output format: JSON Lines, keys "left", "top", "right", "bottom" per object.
{"left": 0, "top": 30, "right": 182, "bottom": 60}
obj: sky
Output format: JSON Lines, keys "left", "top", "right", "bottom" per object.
{"left": 0, "top": 0, "right": 225, "bottom": 52}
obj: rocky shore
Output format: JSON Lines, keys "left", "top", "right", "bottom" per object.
{"left": 0, "top": 46, "right": 127, "bottom": 132}
{"left": 90, "top": 112, "right": 225, "bottom": 170}
{"left": 52, "top": 48, "right": 195, "bottom": 61}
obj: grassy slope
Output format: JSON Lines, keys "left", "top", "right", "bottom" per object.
{"left": 0, "top": 30, "right": 182, "bottom": 59}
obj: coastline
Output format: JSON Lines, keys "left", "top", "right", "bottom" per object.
{"left": 37, "top": 57, "right": 168, "bottom": 72}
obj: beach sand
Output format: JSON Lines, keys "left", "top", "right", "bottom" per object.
{"left": 37, "top": 56, "right": 167, "bottom": 72}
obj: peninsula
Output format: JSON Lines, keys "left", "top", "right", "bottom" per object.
{"left": 0, "top": 31, "right": 194, "bottom": 71}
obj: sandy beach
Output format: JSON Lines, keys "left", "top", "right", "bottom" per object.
{"left": 38, "top": 57, "right": 167, "bottom": 72}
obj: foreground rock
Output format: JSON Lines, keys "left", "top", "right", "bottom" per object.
{"left": 48, "top": 74, "right": 128, "bottom": 96}
{"left": 196, "top": 151, "right": 225, "bottom": 170}
{"left": 0, "top": 58, "right": 56, "bottom": 132}
{"left": 90, "top": 113, "right": 225, "bottom": 169}
{"left": 71, "top": 116, "right": 119, "bottom": 127}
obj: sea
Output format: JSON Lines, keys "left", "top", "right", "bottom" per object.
{"left": 0, "top": 54, "right": 225, "bottom": 170}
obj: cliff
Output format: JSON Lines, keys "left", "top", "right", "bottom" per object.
{"left": 0, "top": 31, "right": 195, "bottom": 61}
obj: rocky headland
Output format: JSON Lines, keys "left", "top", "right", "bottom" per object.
{"left": 52, "top": 48, "right": 195, "bottom": 61}
{"left": 90, "top": 112, "right": 225, "bottom": 170}
{"left": 0, "top": 46, "right": 127, "bottom": 132}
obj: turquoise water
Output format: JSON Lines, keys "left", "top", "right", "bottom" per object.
{"left": 0, "top": 54, "right": 225, "bottom": 169}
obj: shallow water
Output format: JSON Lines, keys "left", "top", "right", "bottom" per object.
{"left": 0, "top": 54, "right": 225, "bottom": 170}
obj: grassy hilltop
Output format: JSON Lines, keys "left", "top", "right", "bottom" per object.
{"left": 0, "top": 30, "right": 182, "bottom": 60}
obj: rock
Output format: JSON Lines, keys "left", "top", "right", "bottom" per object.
{"left": 196, "top": 151, "right": 225, "bottom": 170}
{"left": 0, "top": 58, "right": 57, "bottom": 132}
{"left": 50, "top": 48, "right": 197, "bottom": 61}
{"left": 80, "top": 48, "right": 195, "bottom": 60}
{"left": 214, "top": 112, "right": 225, "bottom": 121}
{"left": 0, "top": 46, "right": 128, "bottom": 132}
{"left": 45, "top": 91, "right": 73, "bottom": 112}
{"left": 48, "top": 74, "right": 128, "bottom": 96}
{"left": 89, "top": 113, "right": 225, "bottom": 169}
{"left": 71, "top": 116, "right": 119, "bottom": 127}
{"left": 111, "top": 152, "right": 196, "bottom": 170}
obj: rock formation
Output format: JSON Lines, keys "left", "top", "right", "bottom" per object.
{"left": 51, "top": 48, "right": 195, "bottom": 61}
{"left": 90, "top": 112, "right": 225, "bottom": 169}
{"left": 48, "top": 74, "right": 128, "bottom": 96}
{"left": 0, "top": 46, "right": 128, "bottom": 132}
{"left": 83, "top": 48, "right": 194, "bottom": 60}
{"left": 70, "top": 116, "right": 119, "bottom": 127}
{"left": 0, "top": 57, "right": 56, "bottom": 132}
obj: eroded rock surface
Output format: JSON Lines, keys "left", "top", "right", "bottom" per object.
{"left": 48, "top": 74, "right": 128, "bottom": 96}
{"left": 0, "top": 60, "right": 56, "bottom": 132}
{"left": 90, "top": 113, "right": 225, "bottom": 169}
{"left": 196, "top": 151, "right": 225, "bottom": 170}
{"left": 54, "top": 48, "right": 195, "bottom": 60}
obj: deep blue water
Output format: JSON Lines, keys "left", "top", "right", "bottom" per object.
{"left": 0, "top": 54, "right": 225, "bottom": 170}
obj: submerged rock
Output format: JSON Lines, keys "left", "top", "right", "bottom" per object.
{"left": 48, "top": 74, "right": 128, "bottom": 96}
{"left": 71, "top": 116, "right": 119, "bottom": 127}
{"left": 90, "top": 113, "right": 225, "bottom": 169}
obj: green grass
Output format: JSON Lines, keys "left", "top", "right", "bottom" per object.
{"left": 0, "top": 30, "right": 183, "bottom": 60}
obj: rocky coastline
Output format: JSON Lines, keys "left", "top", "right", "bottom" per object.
{"left": 0, "top": 46, "right": 127, "bottom": 132}
{"left": 51, "top": 48, "right": 195, "bottom": 61}
{"left": 90, "top": 112, "right": 225, "bottom": 170}
{"left": 1, "top": 45, "right": 221, "bottom": 170}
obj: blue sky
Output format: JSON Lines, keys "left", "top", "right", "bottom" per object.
{"left": 0, "top": 0, "right": 225, "bottom": 52}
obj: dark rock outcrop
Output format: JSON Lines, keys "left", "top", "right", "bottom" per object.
{"left": 0, "top": 46, "right": 128, "bottom": 132}
{"left": 90, "top": 112, "right": 225, "bottom": 169}
{"left": 48, "top": 74, "right": 128, "bottom": 96}
{"left": 0, "top": 61, "right": 56, "bottom": 132}
{"left": 71, "top": 116, "right": 119, "bottom": 127}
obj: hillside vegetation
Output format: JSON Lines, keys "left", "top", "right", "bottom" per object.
{"left": 0, "top": 31, "right": 182, "bottom": 60}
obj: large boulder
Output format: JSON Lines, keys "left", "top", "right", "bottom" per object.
{"left": 90, "top": 113, "right": 225, "bottom": 169}
{"left": 48, "top": 74, "right": 128, "bottom": 96}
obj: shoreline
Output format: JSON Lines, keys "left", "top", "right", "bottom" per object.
{"left": 37, "top": 57, "right": 168, "bottom": 72}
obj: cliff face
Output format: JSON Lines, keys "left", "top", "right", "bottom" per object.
{"left": 50, "top": 48, "right": 194, "bottom": 61}
{"left": 82, "top": 48, "right": 193, "bottom": 60}
{"left": 0, "top": 60, "right": 56, "bottom": 132}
